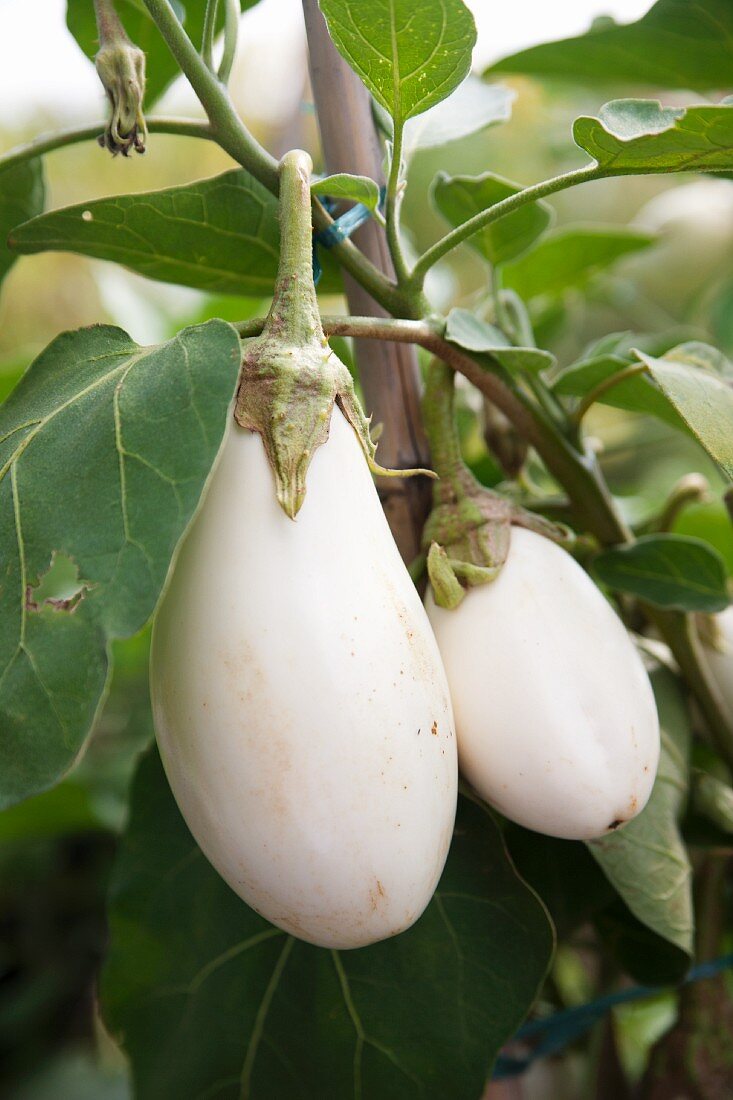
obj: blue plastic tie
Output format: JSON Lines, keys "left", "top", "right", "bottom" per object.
{"left": 312, "top": 188, "right": 386, "bottom": 285}
{"left": 492, "top": 952, "right": 733, "bottom": 1079}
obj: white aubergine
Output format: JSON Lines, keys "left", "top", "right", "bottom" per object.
{"left": 426, "top": 527, "right": 660, "bottom": 840}
{"left": 151, "top": 409, "right": 457, "bottom": 949}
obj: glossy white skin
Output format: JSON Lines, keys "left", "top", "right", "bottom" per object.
{"left": 426, "top": 528, "right": 660, "bottom": 840}
{"left": 150, "top": 409, "right": 457, "bottom": 949}
{"left": 702, "top": 606, "right": 733, "bottom": 721}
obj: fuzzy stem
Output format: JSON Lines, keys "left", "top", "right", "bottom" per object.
{"left": 264, "top": 150, "right": 322, "bottom": 346}
{"left": 93, "top": 0, "right": 129, "bottom": 44}
{"left": 385, "top": 122, "right": 410, "bottom": 285}
{"left": 572, "top": 361, "right": 648, "bottom": 425}
{"left": 422, "top": 360, "right": 469, "bottom": 485}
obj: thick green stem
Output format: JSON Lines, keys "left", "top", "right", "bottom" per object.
{"left": 422, "top": 360, "right": 469, "bottom": 486}
{"left": 264, "top": 150, "right": 322, "bottom": 345}
{"left": 93, "top": 0, "right": 129, "bottom": 44}
{"left": 0, "top": 118, "right": 214, "bottom": 172}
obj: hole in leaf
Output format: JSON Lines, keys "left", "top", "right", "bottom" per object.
{"left": 82, "top": 210, "right": 93, "bottom": 222}
{"left": 27, "top": 552, "right": 91, "bottom": 613}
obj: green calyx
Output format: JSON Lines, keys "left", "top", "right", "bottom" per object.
{"left": 422, "top": 359, "right": 567, "bottom": 609}
{"left": 236, "top": 150, "right": 433, "bottom": 519}
{"left": 94, "top": 0, "right": 147, "bottom": 156}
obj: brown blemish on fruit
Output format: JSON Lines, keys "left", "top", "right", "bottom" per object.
{"left": 431, "top": 721, "right": 438, "bottom": 736}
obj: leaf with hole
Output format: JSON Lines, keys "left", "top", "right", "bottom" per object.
{"left": 102, "top": 750, "right": 554, "bottom": 1100}
{"left": 319, "top": 0, "right": 476, "bottom": 125}
{"left": 0, "top": 320, "right": 240, "bottom": 807}
{"left": 592, "top": 535, "right": 729, "bottom": 613}
{"left": 485, "top": 0, "right": 733, "bottom": 93}
{"left": 8, "top": 169, "right": 341, "bottom": 297}
{"left": 432, "top": 171, "right": 553, "bottom": 266}
{"left": 574, "top": 100, "right": 733, "bottom": 175}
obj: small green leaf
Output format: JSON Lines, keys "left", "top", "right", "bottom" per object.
{"left": 589, "top": 665, "right": 693, "bottom": 963}
{"left": 445, "top": 308, "right": 555, "bottom": 373}
{"left": 592, "top": 535, "right": 729, "bottom": 613}
{"left": 0, "top": 159, "right": 45, "bottom": 287}
{"left": 319, "top": 0, "right": 476, "bottom": 125}
{"left": 312, "top": 173, "right": 381, "bottom": 212}
{"left": 485, "top": 0, "right": 733, "bottom": 93}
{"left": 376, "top": 76, "right": 514, "bottom": 155}
{"left": 0, "top": 320, "right": 240, "bottom": 807}
{"left": 634, "top": 347, "right": 733, "bottom": 482}
{"left": 66, "top": 0, "right": 260, "bottom": 106}
{"left": 574, "top": 100, "right": 733, "bottom": 175}
{"left": 433, "top": 171, "right": 553, "bottom": 267}
{"left": 501, "top": 225, "right": 657, "bottom": 302}
{"left": 102, "top": 751, "right": 554, "bottom": 1099}
{"left": 552, "top": 354, "right": 688, "bottom": 431}
{"left": 8, "top": 169, "right": 340, "bottom": 297}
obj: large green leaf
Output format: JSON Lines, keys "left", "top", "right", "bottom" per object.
{"left": 319, "top": 0, "right": 476, "bottom": 125}
{"left": 574, "top": 100, "right": 733, "bottom": 175}
{"left": 0, "top": 321, "right": 240, "bottom": 807}
{"left": 66, "top": 0, "right": 260, "bottom": 107}
{"left": 0, "top": 159, "right": 44, "bottom": 287}
{"left": 8, "top": 169, "right": 339, "bottom": 297}
{"left": 433, "top": 172, "right": 553, "bottom": 266}
{"left": 592, "top": 535, "right": 730, "bottom": 613}
{"left": 501, "top": 225, "right": 656, "bottom": 301}
{"left": 588, "top": 666, "right": 693, "bottom": 964}
{"left": 485, "top": 0, "right": 733, "bottom": 92}
{"left": 102, "top": 751, "right": 554, "bottom": 1100}
{"left": 634, "top": 346, "right": 733, "bottom": 481}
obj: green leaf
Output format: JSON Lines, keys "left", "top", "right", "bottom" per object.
{"left": 501, "top": 226, "right": 657, "bottom": 302}
{"left": 445, "top": 309, "right": 555, "bottom": 373}
{"left": 485, "top": 0, "right": 733, "bottom": 93}
{"left": 574, "top": 100, "right": 733, "bottom": 175}
{"left": 634, "top": 347, "right": 733, "bottom": 482}
{"left": 0, "top": 321, "right": 240, "bottom": 807}
{"left": 592, "top": 535, "right": 729, "bottom": 613}
{"left": 312, "top": 173, "right": 381, "bottom": 212}
{"left": 319, "top": 0, "right": 476, "bottom": 125}
{"left": 589, "top": 665, "right": 693, "bottom": 963}
{"left": 375, "top": 76, "right": 514, "bottom": 155}
{"left": 552, "top": 354, "right": 688, "bottom": 431}
{"left": 432, "top": 171, "right": 553, "bottom": 266}
{"left": 102, "top": 751, "right": 554, "bottom": 1099}
{"left": 8, "top": 169, "right": 340, "bottom": 297}
{"left": 0, "top": 159, "right": 45, "bottom": 287}
{"left": 66, "top": 0, "right": 259, "bottom": 107}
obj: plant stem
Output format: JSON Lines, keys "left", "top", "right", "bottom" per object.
{"left": 572, "top": 361, "right": 648, "bottom": 425}
{"left": 385, "top": 122, "right": 410, "bottom": 285}
{"left": 93, "top": 0, "right": 129, "bottom": 44}
{"left": 201, "top": 0, "right": 219, "bottom": 70}
{"left": 0, "top": 118, "right": 215, "bottom": 172}
{"left": 218, "top": 0, "right": 239, "bottom": 83}
{"left": 142, "top": 0, "right": 403, "bottom": 315}
{"left": 142, "top": 0, "right": 278, "bottom": 187}
{"left": 410, "top": 164, "right": 604, "bottom": 287}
